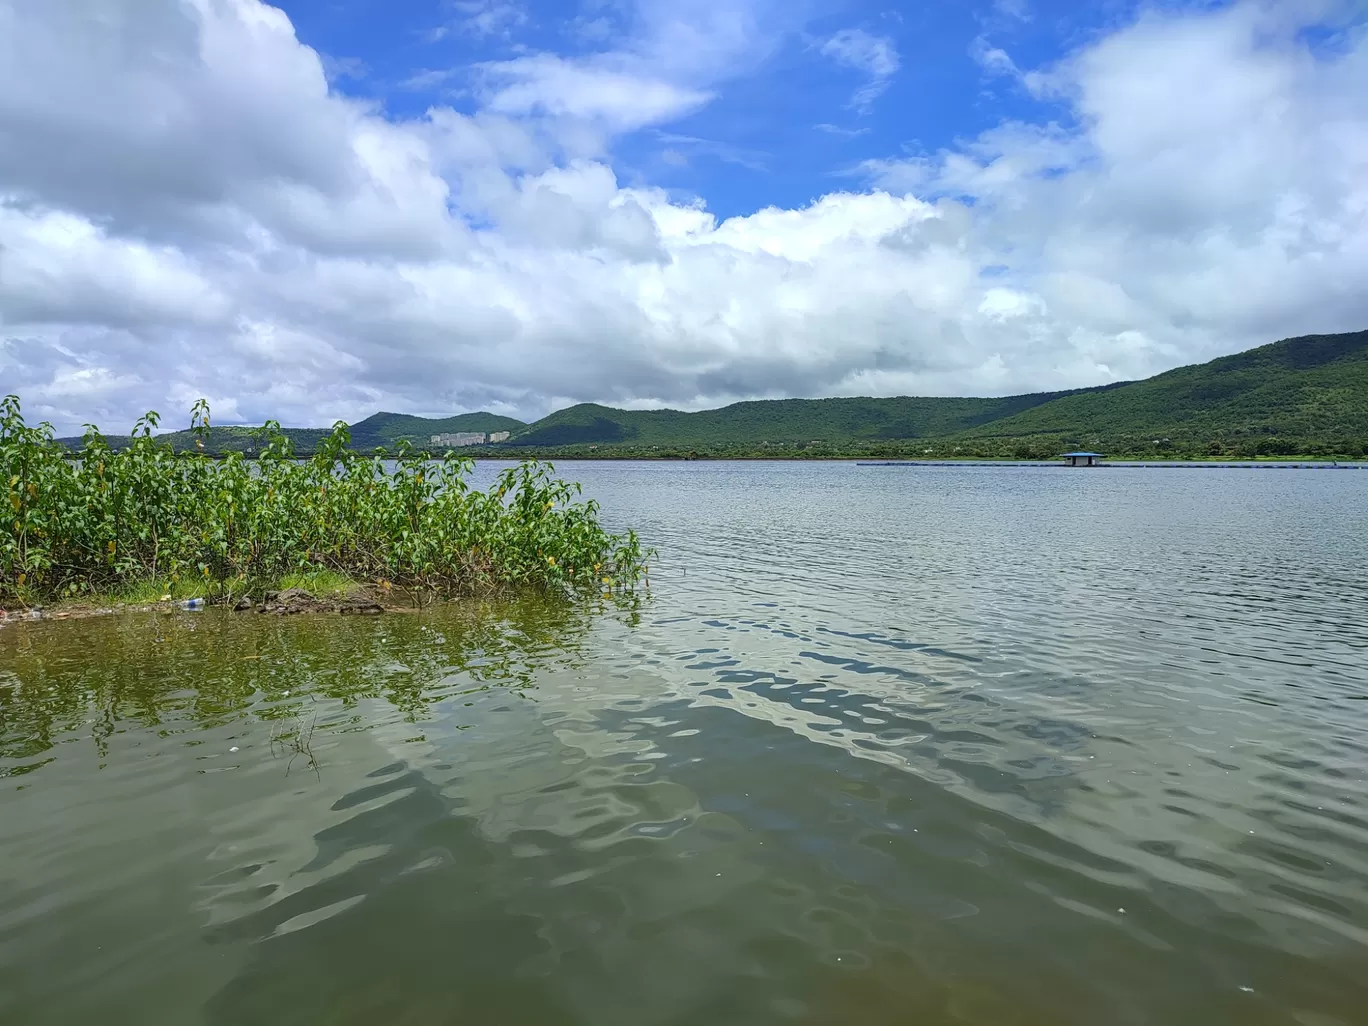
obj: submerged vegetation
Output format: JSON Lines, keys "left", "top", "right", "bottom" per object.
{"left": 2, "top": 397, "right": 648, "bottom": 605}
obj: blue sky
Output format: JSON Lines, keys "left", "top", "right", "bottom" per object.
{"left": 280, "top": 0, "right": 1115, "bottom": 217}
{"left": 1, "top": 0, "right": 1366, "bottom": 430}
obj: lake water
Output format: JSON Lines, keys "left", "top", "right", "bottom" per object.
{"left": 3, "top": 462, "right": 1367, "bottom": 1026}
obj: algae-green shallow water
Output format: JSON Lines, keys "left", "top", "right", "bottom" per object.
{"left": 3, "top": 462, "right": 1367, "bottom": 1026}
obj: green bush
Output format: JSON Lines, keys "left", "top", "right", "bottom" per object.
{"left": 2, "top": 397, "right": 648, "bottom": 603}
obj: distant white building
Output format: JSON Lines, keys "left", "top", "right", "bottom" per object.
{"left": 430, "top": 432, "right": 486, "bottom": 447}
{"left": 488, "top": 431, "right": 510, "bottom": 443}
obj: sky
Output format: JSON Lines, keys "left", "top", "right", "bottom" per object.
{"left": 1, "top": 0, "right": 1366, "bottom": 433}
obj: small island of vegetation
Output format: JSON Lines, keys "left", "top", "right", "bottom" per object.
{"left": 2, "top": 396, "right": 648, "bottom": 609}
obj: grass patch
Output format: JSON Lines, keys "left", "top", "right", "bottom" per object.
{"left": 3, "top": 397, "right": 649, "bottom": 605}
{"left": 273, "top": 569, "right": 358, "bottom": 598}
{"left": 15, "top": 571, "right": 370, "bottom": 613}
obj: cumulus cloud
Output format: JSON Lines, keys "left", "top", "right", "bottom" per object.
{"left": 0, "top": 0, "right": 1366, "bottom": 435}
{"left": 819, "top": 28, "right": 901, "bottom": 113}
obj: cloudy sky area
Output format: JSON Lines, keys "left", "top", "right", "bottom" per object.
{"left": 1, "top": 0, "right": 1365, "bottom": 433}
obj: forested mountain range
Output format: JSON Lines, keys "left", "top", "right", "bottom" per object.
{"left": 56, "top": 330, "right": 1368, "bottom": 459}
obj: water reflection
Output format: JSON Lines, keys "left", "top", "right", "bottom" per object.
{"left": 0, "top": 597, "right": 615, "bottom": 777}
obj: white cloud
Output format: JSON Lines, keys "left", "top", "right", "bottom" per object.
{"left": 653, "top": 132, "right": 768, "bottom": 172}
{"left": 0, "top": 0, "right": 1366, "bottom": 436}
{"left": 815, "top": 123, "right": 870, "bottom": 137}
{"left": 0, "top": 206, "right": 230, "bottom": 330}
{"left": 400, "top": 68, "right": 459, "bottom": 91}
{"left": 478, "top": 55, "right": 712, "bottom": 132}
{"left": 454, "top": 0, "right": 526, "bottom": 38}
{"left": 470, "top": 0, "right": 790, "bottom": 137}
{"left": 970, "top": 36, "right": 1019, "bottom": 78}
{"left": 820, "top": 28, "right": 901, "bottom": 113}
{"left": 993, "top": 0, "right": 1031, "bottom": 22}
{"left": 425, "top": 0, "right": 526, "bottom": 42}
{"left": 864, "top": 1, "right": 1368, "bottom": 358}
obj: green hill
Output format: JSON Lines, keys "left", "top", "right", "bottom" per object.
{"left": 959, "top": 330, "right": 1368, "bottom": 454}
{"left": 55, "top": 424, "right": 336, "bottom": 455}
{"left": 58, "top": 412, "right": 526, "bottom": 455}
{"left": 50, "top": 329, "right": 1368, "bottom": 459}
{"left": 506, "top": 389, "right": 1112, "bottom": 448}
{"left": 501, "top": 330, "right": 1367, "bottom": 457}
{"left": 347, "top": 412, "right": 525, "bottom": 451}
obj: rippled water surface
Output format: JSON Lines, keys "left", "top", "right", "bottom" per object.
{"left": 3, "top": 462, "right": 1368, "bottom": 1026}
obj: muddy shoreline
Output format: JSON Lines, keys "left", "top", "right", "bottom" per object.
{"left": 0, "top": 585, "right": 409, "bottom": 625}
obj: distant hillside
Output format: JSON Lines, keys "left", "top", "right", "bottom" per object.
{"left": 51, "top": 329, "right": 1368, "bottom": 459}
{"left": 347, "top": 412, "right": 525, "bottom": 451}
{"left": 505, "top": 388, "right": 1114, "bottom": 448}
{"left": 59, "top": 411, "right": 526, "bottom": 455}
{"left": 500, "top": 330, "right": 1366, "bottom": 458}
{"left": 55, "top": 424, "right": 335, "bottom": 455}
{"left": 959, "top": 330, "right": 1368, "bottom": 450}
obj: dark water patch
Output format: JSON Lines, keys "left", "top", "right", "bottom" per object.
{"left": 815, "top": 625, "right": 982, "bottom": 663}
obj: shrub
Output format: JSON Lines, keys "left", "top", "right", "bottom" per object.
{"left": 1, "top": 397, "right": 648, "bottom": 602}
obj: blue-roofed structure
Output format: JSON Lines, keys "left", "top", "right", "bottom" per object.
{"left": 1061, "top": 451, "right": 1103, "bottom": 467}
